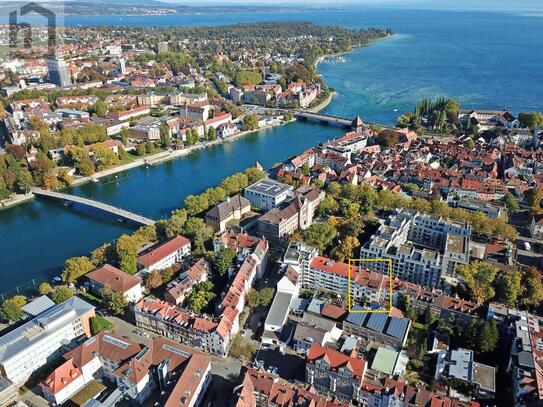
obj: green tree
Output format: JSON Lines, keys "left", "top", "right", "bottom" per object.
{"left": 243, "top": 113, "right": 259, "bottom": 131}
{"left": 15, "top": 168, "right": 34, "bottom": 193}
{"left": 0, "top": 295, "right": 26, "bottom": 322}
{"left": 62, "top": 256, "right": 94, "bottom": 283}
{"left": 206, "top": 126, "right": 217, "bottom": 141}
{"left": 458, "top": 261, "right": 499, "bottom": 304}
{"left": 317, "top": 196, "right": 339, "bottom": 217}
{"left": 302, "top": 220, "right": 337, "bottom": 252}
{"left": 247, "top": 288, "right": 274, "bottom": 308}
{"left": 160, "top": 123, "right": 172, "bottom": 149}
{"left": 504, "top": 192, "right": 519, "bottom": 212}
{"left": 101, "top": 287, "right": 128, "bottom": 316}
{"left": 525, "top": 188, "right": 543, "bottom": 213}
{"left": 185, "top": 281, "right": 215, "bottom": 313}
{"left": 477, "top": 319, "right": 499, "bottom": 353}
{"left": 495, "top": 270, "right": 522, "bottom": 307}
{"left": 120, "top": 128, "right": 130, "bottom": 145}
{"left": 91, "top": 316, "right": 112, "bottom": 335}
{"left": 182, "top": 218, "right": 213, "bottom": 252}
{"left": 39, "top": 282, "right": 53, "bottom": 295}
{"left": 51, "top": 286, "right": 74, "bottom": 303}
{"left": 92, "top": 144, "right": 119, "bottom": 171}
{"left": 518, "top": 112, "right": 543, "bottom": 130}
{"left": 91, "top": 101, "right": 108, "bottom": 117}
{"left": 91, "top": 243, "right": 115, "bottom": 267}
{"left": 520, "top": 267, "right": 543, "bottom": 308}
{"left": 184, "top": 194, "right": 209, "bottom": 215}
{"left": 115, "top": 234, "right": 139, "bottom": 274}
{"left": 244, "top": 167, "right": 266, "bottom": 184}
{"left": 211, "top": 248, "right": 236, "bottom": 277}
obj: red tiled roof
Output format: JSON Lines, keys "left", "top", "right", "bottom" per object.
{"left": 137, "top": 235, "right": 190, "bottom": 268}
{"left": 307, "top": 344, "right": 366, "bottom": 380}
{"left": 41, "top": 358, "right": 82, "bottom": 394}
{"left": 86, "top": 264, "right": 141, "bottom": 293}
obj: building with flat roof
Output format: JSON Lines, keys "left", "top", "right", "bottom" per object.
{"left": 0, "top": 297, "right": 95, "bottom": 384}
{"left": 244, "top": 178, "right": 293, "bottom": 211}
{"left": 360, "top": 209, "right": 471, "bottom": 288}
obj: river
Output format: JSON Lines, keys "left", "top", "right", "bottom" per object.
{"left": 1, "top": 7, "right": 543, "bottom": 294}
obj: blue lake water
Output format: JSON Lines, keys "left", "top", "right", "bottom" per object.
{"left": 1, "top": 7, "right": 542, "bottom": 293}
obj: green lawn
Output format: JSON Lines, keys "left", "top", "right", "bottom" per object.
{"left": 91, "top": 316, "right": 112, "bottom": 335}
{"left": 69, "top": 380, "right": 106, "bottom": 406}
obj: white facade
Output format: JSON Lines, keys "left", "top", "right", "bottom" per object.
{"left": 244, "top": 179, "right": 293, "bottom": 211}
{"left": 0, "top": 298, "right": 94, "bottom": 384}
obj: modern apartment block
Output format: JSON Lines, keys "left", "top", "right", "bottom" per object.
{"left": 244, "top": 178, "right": 293, "bottom": 211}
{"left": 360, "top": 209, "right": 471, "bottom": 288}
{"left": 0, "top": 297, "right": 95, "bottom": 384}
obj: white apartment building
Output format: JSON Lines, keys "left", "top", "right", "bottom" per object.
{"left": 244, "top": 178, "right": 293, "bottom": 211}
{"left": 137, "top": 235, "right": 191, "bottom": 272}
{"left": 0, "top": 297, "right": 95, "bottom": 384}
{"left": 360, "top": 209, "right": 470, "bottom": 288}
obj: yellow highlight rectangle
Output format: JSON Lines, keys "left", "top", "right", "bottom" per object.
{"left": 348, "top": 258, "right": 394, "bottom": 315}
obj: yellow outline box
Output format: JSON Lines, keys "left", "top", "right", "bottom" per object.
{"left": 347, "top": 258, "right": 394, "bottom": 315}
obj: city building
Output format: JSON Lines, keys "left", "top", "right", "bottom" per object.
{"left": 434, "top": 348, "right": 496, "bottom": 400}
{"left": 0, "top": 297, "right": 95, "bottom": 384}
{"left": 530, "top": 214, "right": 543, "bottom": 239}
{"left": 256, "top": 186, "right": 325, "bottom": 240}
{"left": 47, "top": 54, "right": 72, "bottom": 87}
{"left": 343, "top": 306, "right": 411, "bottom": 350}
{"left": 205, "top": 195, "right": 252, "bottom": 233}
{"left": 137, "top": 235, "right": 191, "bottom": 272}
{"left": 360, "top": 209, "right": 471, "bottom": 288}
{"left": 86, "top": 264, "right": 144, "bottom": 303}
{"left": 244, "top": 178, "right": 293, "bottom": 211}
{"left": 164, "top": 258, "right": 209, "bottom": 305}
{"left": 306, "top": 343, "right": 367, "bottom": 404}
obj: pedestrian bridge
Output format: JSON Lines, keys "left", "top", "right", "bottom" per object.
{"left": 294, "top": 111, "right": 361, "bottom": 128}
{"left": 32, "top": 188, "right": 155, "bottom": 226}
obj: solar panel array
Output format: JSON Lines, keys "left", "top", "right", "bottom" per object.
{"left": 163, "top": 344, "right": 191, "bottom": 358}
{"left": 135, "top": 347, "right": 150, "bottom": 361}
{"left": 366, "top": 313, "right": 388, "bottom": 333}
{"left": 103, "top": 335, "right": 129, "bottom": 349}
{"left": 386, "top": 317, "right": 409, "bottom": 339}
{"left": 84, "top": 336, "right": 97, "bottom": 346}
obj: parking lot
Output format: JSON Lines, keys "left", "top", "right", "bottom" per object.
{"left": 253, "top": 345, "right": 306, "bottom": 382}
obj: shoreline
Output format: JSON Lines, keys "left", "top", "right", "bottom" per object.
{"left": 0, "top": 118, "right": 293, "bottom": 209}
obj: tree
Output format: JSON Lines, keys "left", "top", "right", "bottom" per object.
{"left": 520, "top": 267, "right": 543, "bottom": 308}
{"left": 115, "top": 235, "right": 139, "bottom": 274}
{"left": 0, "top": 295, "right": 26, "bottom": 322}
{"left": 211, "top": 247, "right": 236, "bottom": 277}
{"left": 504, "top": 192, "right": 519, "bottom": 212}
{"left": 244, "top": 167, "right": 266, "bottom": 184}
{"left": 494, "top": 270, "right": 522, "bottom": 307}
{"left": 247, "top": 288, "right": 274, "bottom": 308}
{"left": 185, "top": 281, "right": 215, "bottom": 313}
{"left": 51, "top": 286, "right": 74, "bottom": 303}
{"left": 207, "top": 126, "right": 217, "bottom": 141}
{"left": 136, "top": 143, "right": 147, "bottom": 156}
{"left": 525, "top": 188, "right": 543, "bottom": 213}
{"left": 39, "top": 282, "right": 53, "bottom": 295}
{"left": 146, "top": 270, "right": 163, "bottom": 289}
{"left": 182, "top": 217, "right": 213, "bottom": 252}
{"left": 302, "top": 220, "right": 337, "bottom": 252}
{"left": 422, "top": 305, "right": 434, "bottom": 325}
{"left": 335, "top": 235, "right": 360, "bottom": 262}
{"left": 160, "top": 123, "right": 172, "bottom": 149}
{"left": 518, "top": 112, "right": 543, "bottom": 130}
{"left": 15, "top": 167, "right": 34, "bottom": 193}
{"left": 317, "top": 196, "right": 339, "bottom": 217}
{"left": 477, "top": 319, "right": 499, "bottom": 353}
{"left": 77, "top": 157, "right": 96, "bottom": 176}
{"left": 92, "top": 144, "right": 119, "bottom": 171}
{"left": 132, "top": 225, "right": 157, "bottom": 247}
{"left": 162, "top": 266, "right": 177, "bottom": 283}
{"left": 184, "top": 194, "right": 209, "bottom": 215}
{"left": 91, "top": 243, "right": 114, "bottom": 267}
{"left": 62, "top": 256, "right": 94, "bottom": 283}
{"left": 101, "top": 287, "right": 128, "bottom": 316}
{"left": 91, "top": 101, "right": 108, "bottom": 117}
{"left": 156, "top": 209, "right": 187, "bottom": 239}
{"left": 229, "top": 334, "right": 257, "bottom": 361}
{"left": 120, "top": 128, "right": 130, "bottom": 145}
{"left": 458, "top": 261, "right": 499, "bottom": 304}
{"left": 243, "top": 113, "right": 259, "bottom": 131}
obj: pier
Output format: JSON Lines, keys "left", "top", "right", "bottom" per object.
{"left": 32, "top": 188, "right": 155, "bottom": 226}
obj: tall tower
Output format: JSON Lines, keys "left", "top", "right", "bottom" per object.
{"left": 118, "top": 57, "right": 126, "bottom": 75}
{"left": 47, "top": 50, "right": 71, "bottom": 87}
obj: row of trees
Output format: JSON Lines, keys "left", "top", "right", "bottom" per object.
{"left": 459, "top": 261, "right": 543, "bottom": 309}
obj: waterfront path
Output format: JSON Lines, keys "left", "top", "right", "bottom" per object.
{"left": 31, "top": 188, "right": 156, "bottom": 226}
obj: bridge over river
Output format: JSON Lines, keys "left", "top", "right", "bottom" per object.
{"left": 32, "top": 188, "right": 155, "bottom": 226}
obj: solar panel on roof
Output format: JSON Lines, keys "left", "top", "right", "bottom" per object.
{"left": 366, "top": 313, "right": 388, "bottom": 333}
{"left": 84, "top": 337, "right": 97, "bottom": 346}
{"left": 135, "top": 347, "right": 150, "bottom": 361}
{"left": 103, "top": 335, "right": 129, "bottom": 349}
{"left": 386, "top": 317, "right": 409, "bottom": 339}
{"left": 163, "top": 344, "right": 191, "bottom": 358}
{"left": 345, "top": 306, "right": 368, "bottom": 327}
